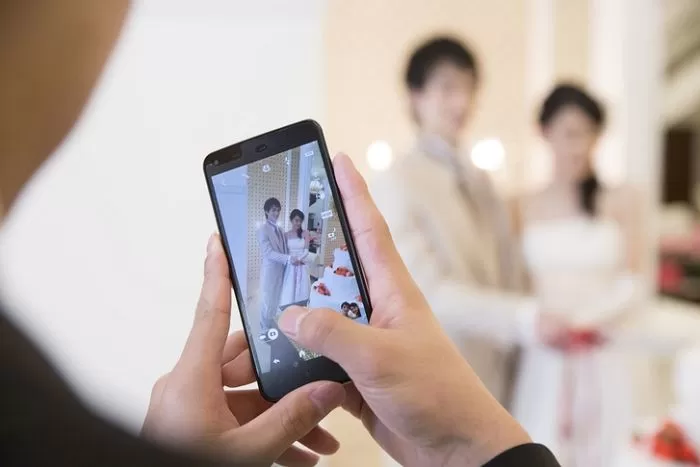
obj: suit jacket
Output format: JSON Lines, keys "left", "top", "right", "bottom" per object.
{"left": 257, "top": 221, "right": 289, "bottom": 267}
{"left": 371, "top": 135, "right": 536, "bottom": 405}
{"left": 256, "top": 221, "right": 290, "bottom": 325}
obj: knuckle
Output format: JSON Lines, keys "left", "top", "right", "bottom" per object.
{"left": 279, "top": 404, "right": 312, "bottom": 439}
{"left": 357, "top": 337, "right": 394, "bottom": 380}
{"left": 150, "top": 372, "right": 171, "bottom": 399}
{"left": 196, "top": 293, "right": 230, "bottom": 320}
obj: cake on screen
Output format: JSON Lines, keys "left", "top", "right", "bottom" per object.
{"left": 309, "top": 245, "right": 368, "bottom": 323}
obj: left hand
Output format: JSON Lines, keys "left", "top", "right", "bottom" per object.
{"left": 142, "top": 234, "right": 345, "bottom": 466}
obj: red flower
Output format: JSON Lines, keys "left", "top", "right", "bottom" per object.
{"left": 639, "top": 421, "right": 700, "bottom": 465}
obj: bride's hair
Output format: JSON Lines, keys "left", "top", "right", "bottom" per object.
{"left": 289, "top": 209, "right": 305, "bottom": 238}
{"left": 539, "top": 84, "right": 605, "bottom": 216}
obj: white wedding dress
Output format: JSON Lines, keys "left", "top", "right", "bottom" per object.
{"left": 279, "top": 236, "right": 314, "bottom": 308}
{"left": 512, "top": 216, "right": 635, "bottom": 467}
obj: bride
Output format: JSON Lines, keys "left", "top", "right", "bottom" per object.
{"left": 512, "top": 84, "right": 643, "bottom": 467}
{"left": 279, "top": 209, "right": 317, "bottom": 307}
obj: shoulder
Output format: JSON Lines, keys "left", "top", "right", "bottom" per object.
{"left": 257, "top": 223, "right": 270, "bottom": 235}
{"left": 600, "top": 183, "right": 641, "bottom": 218}
{"left": 603, "top": 183, "right": 639, "bottom": 204}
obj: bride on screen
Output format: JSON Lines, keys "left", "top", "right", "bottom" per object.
{"left": 280, "top": 209, "right": 317, "bottom": 307}
{"left": 511, "top": 84, "right": 644, "bottom": 467}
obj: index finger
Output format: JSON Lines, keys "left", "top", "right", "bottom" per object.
{"left": 178, "top": 233, "right": 232, "bottom": 371}
{"left": 333, "top": 153, "right": 414, "bottom": 299}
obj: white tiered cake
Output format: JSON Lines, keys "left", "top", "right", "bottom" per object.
{"left": 309, "top": 246, "right": 366, "bottom": 322}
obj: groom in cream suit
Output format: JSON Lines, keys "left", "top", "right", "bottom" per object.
{"left": 372, "top": 37, "right": 539, "bottom": 406}
{"left": 257, "top": 197, "right": 292, "bottom": 340}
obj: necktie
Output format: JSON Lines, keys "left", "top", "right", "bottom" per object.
{"left": 275, "top": 225, "right": 288, "bottom": 254}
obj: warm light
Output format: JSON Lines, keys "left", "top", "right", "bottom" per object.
{"left": 471, "top": 139, "right": 505, "bottom": 172}
{"left": 366, "top": 140, "right": 393, "bottom": 171}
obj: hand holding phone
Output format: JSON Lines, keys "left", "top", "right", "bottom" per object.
{"left": 142, "top": 234, "right": 344, "bottom": 466}
{"left": 204, "top": 120, "right": 372, "bottom": 401}
{"left": 276, "top": 154, "right": 532, "bottom": 467}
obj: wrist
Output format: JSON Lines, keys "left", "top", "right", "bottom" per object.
{"left": 439, "top": 403, "right": 532, "bottom": 466}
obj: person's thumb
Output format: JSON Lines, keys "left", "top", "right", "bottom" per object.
{"left": 231, "top": 381, "right": 345, "bottom": 459}
{"left": 279, "top": 306, "right": 377, "bottom": 371}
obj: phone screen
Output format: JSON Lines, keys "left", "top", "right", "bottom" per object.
{"left": 210, "top": 140, "right": 369, "bottom": 376}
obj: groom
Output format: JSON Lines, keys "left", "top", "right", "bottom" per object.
{"left": 371, "top": 37, "right": 540, "bottom": 407}
{"left": 256, "top": 197, "right": 293, "bottom": 341}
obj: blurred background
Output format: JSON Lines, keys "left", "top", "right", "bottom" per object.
{"left": 2, "top": 0, "right": 700, "bottom": 466}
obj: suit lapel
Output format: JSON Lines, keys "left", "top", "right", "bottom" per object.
{"left": 418, "top": 137, "right": 514, "bottom": 288}
{"left": 268, "top": 223, "right": 284, "bottom": 254}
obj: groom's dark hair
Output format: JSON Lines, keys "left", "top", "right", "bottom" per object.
{"left": 263, "top": 197, "right": 281, "bottom": 218}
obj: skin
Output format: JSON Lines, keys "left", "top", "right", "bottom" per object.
{"left": 410, "top": 61, "right": 477, "bottom": 147}
{"left": 291, "top": 215, "right": 303, "bottom": 231}
{"left": 265, "top": 206, "right": 281, "bottom": 223}
{"left": 1, "top": 3, "right": 533, "bottom": 467}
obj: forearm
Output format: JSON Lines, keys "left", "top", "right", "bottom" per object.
{"left": 427, "top": 279, "right": 538, "bottom": 349}
{"left": 263, "top": 248, "right": 291, "bottom": 265}
{"left": 573, "top": 272, "right": 643, "bottom": 330}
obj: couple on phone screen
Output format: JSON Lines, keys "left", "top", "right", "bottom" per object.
{"left": 257, "top": 197, "right": 317, "bottom": 340}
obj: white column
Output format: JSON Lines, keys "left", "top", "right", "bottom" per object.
{"left": 589, "top": 0, "right": 667, "bottom": 416}
{"left": 524, "top": 0, "right": 555, "bottom": 191}
{"left": 588, "top": 0, "right": 663, "bottom": 290}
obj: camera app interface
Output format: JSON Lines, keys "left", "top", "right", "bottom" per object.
{"left": 211, "top": 142, "right": 369, "bottom": 374}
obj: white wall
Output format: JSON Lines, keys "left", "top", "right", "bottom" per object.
{"left": 0, "top": 0, "right": 325, "bottom": 430}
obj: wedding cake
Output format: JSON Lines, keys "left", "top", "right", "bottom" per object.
{"left": 309, "top": 245, "right": 366, "bottom": 321}
{"left": 613, "top": 346, "right": 700, "bottom": 467}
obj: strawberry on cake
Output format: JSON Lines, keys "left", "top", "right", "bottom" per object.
{"left": 308, "top": 246, "right": 367, "bottom": 323}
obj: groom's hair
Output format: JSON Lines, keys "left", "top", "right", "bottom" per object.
{"left": 263, "top": 197, "right": 281, "bottom": 218}
{"left": 405, "top": 36, "right": 479, "bottom": 91}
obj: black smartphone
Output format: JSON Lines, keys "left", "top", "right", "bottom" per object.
{"left": 203, "top": 120, "right": 372, "bottom": 401}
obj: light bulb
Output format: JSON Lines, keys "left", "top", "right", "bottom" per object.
{"left": 471, "top": 138, "right": 505, "bottom": 172}
{"left": 366, "top": 140, "right": 393, "bottom": 172}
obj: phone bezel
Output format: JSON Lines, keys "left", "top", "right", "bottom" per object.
{"left": 203, "top": 119, "right": 373, "bottom": 401}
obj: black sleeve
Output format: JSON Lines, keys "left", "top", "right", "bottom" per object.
{"left": 0, "top": 311, "right": 231, "bottom": 467}
{"left": 483, "top": 444, "right": 561, "bottom": 467}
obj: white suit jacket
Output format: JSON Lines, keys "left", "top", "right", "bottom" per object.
{"left": 370, "top": 136, "right": 536, "bottom": 404}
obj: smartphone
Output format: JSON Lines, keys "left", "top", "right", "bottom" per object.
{"left": 203, "top": 120, "right": 372, "bottom": 401}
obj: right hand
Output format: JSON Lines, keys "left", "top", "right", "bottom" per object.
{"left": 536, "top": 312, "right": 570, "bottom": 349}
{"left": 279, "top": 154, "right": 530, "bottom": 467}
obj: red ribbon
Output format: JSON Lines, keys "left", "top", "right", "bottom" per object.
{"left": 557, "top": 329, "right": 606, "bottom": 465}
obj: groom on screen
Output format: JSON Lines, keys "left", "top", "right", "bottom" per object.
{"left": 257, "top": 197, "right": 298, "bottom": 341}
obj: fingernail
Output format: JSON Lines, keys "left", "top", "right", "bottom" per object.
{"left": 310, "top": 382, "right": 345, "bottom": 412}
{"left": 279, "top": 306, "right": 310, "bottom": 338}
{"left": 207, "top": 233, "right": 218, "bottom": 255}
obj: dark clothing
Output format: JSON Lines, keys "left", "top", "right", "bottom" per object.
{"left": 0, "top": 309, "right": 559, "bottom": 466}
{"left": 484, "top": 444, "right": 561, "bottom": 467}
